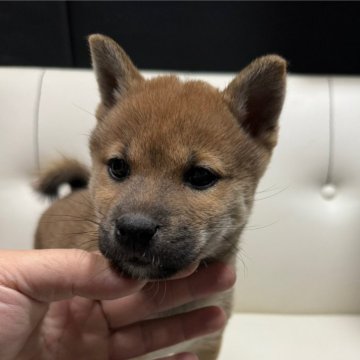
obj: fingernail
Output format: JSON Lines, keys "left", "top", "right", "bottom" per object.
{"left": 204, "top": 307, "right": 226, "bottom": 331}
{"left": 169, "top": 262, "right": 199, "bottom": 279}
{"left": 217, "top": 265, "right": 236, "bottom": 289}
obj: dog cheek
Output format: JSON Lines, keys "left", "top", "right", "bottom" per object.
{"left": 90, "top": 175, "right": 126, "bottom": 220}
{"left": 200, "top": 189, "right": 250, "bottom": 256}
{"left": 159, "top": 226, "right": 199, "bottom": 258}
{"left": 98, "top": 223, "right": 118, "bottom": 259}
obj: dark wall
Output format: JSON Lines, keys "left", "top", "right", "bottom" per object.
{"left": 1, "top": 1, "right": 360, "bottom": 74}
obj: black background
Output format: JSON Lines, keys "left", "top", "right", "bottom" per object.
{"left": 1, "top": 1, "right": 359, "bottom": 74}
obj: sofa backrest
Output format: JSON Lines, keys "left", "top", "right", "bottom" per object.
{"left": 0, "top": 68, "right": 359, "bottom": 314}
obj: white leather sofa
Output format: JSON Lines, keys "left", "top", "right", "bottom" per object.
{"left": 0, "top": 67, "right": 359, "bottom": 359}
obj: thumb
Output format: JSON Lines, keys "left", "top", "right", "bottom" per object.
{"left": 0, "top": 249, "right": 145, "bottom": 302}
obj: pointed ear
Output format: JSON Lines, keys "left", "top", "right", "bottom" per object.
{"left": 223, "top": 55, "right": 287, "bottom": 148}
{"left": 88, "top": 34, "right": 143, "bottom": 111}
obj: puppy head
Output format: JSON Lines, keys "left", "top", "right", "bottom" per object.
{"left": 88, "top": 34, "right": 286, "bottom": 279}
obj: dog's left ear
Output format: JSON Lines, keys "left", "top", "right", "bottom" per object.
{"left": 88, "top": 34, "right": 143, "bottom": 113}
{"left": 223, "top": 55, "right": 287, "bottom": 148}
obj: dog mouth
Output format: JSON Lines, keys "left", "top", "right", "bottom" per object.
{"left": 104, "top": 249, "right": 198, "bottom": 280}
{"left": 128, "top": 256, "right": 152, "bottom": 266}
{"left": 99, "top": 224, "right": 198, "bottom": 280}
{"left": 109, "top": 256, "right": 188, "bottom": 280}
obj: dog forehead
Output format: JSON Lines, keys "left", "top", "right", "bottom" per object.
{"left": 95, "top": 76, "right": 247, "bottom": 170}
{"left": 114, "top": 77, "right": 238, "bottom": 140}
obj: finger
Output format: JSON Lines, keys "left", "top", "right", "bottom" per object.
{"left": 157, "top": 353, "right": 198, "bottom": 360}
{"left": 102, "top": 262, "right": 235, "bottom": 328}
{"left": 0, "top": 250, "right": 145, "bottom": 302}
{"left": 110, "top": 306, "right": 226, "bottom": 359}
{"left": 165, "top": 262, "right": 199, "bottom": 280}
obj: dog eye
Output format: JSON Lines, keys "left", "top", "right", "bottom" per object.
{"left": 108, "top": 158, "right": 130, "bottom": 181}
{"left": 184, "top": 166, "right": 219, "bottom": 190}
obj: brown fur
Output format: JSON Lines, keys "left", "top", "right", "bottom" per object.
{"left": 34, "top": 158, "right": 90, "bottom": 199}
{"left": 35, "top": 34, "right": 286, "bottom": 359}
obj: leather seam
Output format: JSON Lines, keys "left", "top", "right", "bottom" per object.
{"left": 325, "top": 77, "right": 335, "bottom": 185}
{"left": 34, "top": 69, "right": 46, "bottom": 172}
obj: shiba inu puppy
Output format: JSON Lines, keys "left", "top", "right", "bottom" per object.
{"left": 35, "top": 34, "right": 286, "bottom": 359}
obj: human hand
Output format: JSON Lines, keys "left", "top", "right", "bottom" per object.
{"left": 0, "top": 249, "right": 235, "bottom": 360}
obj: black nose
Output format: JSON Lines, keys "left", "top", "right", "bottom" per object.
{"left": 115, "top": 214, "right": 158, "bottom": 253}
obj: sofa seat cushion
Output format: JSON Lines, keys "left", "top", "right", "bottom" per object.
{"left": 219, "top": 314, "right": 360, "bottom": 359}
{"left": 0, "top": 179, "right": 47, "bottom": 249}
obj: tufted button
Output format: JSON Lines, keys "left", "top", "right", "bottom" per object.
{"left": 58, "top": 183, "right": 72, "bottom": 198}
{"left": 321, "top": 184, "right": 337, "bottom": 200}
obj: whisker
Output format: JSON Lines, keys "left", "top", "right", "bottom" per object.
{"left": 159, "top": 280, "right": 167, "bottom": 306}
{"left": 244, "top": 220, "right": 279, "bottom": 231}
{"left": 143, "top": 282, "right": 156, "bottom": 294}
{"left": 72, "top": 103, "right": 96, "bottom": 118}
{"left": 255, "top": 184, "right": 282, "bottom": 194}
{"left": 62, "top": 230, "right": 99, "bottom": 236}
{"left": 147, "top": 281, "right": 161, "bottom": 304}
{"left": 42, "top": 214, "right": 100, "bottom": 226}
{"left": 255, "top": 186, "right": 289, "bottom": 201}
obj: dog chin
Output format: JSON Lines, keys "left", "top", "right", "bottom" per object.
{"left": 109, "top": 258, "right": 183, "bottom": 280}
{"left": 98, "top": 228, "right": 199, "bottom": 280}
